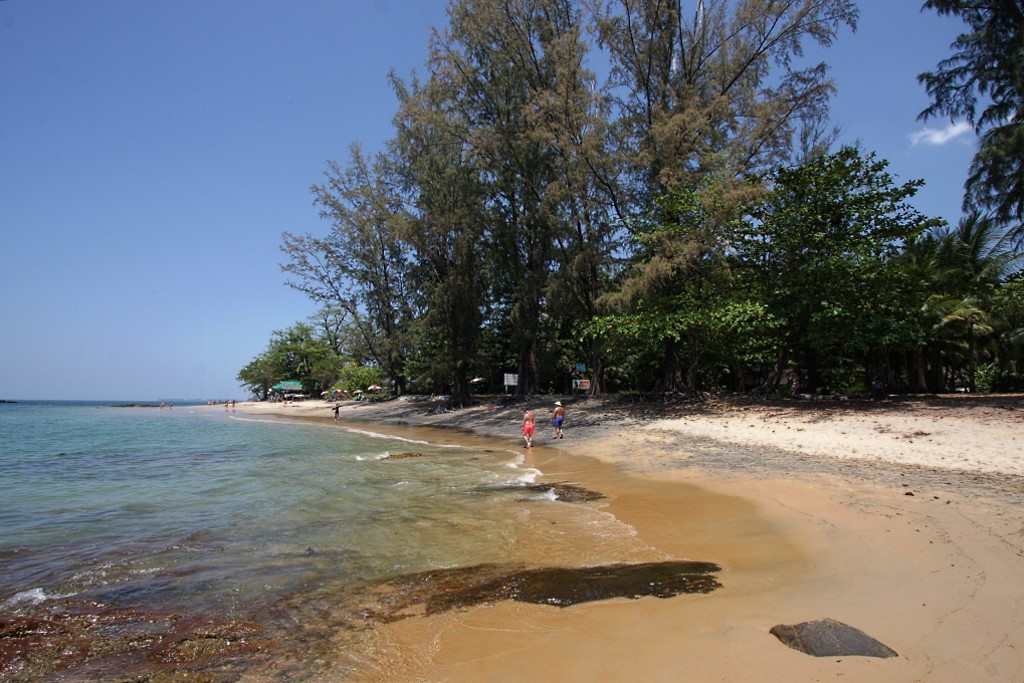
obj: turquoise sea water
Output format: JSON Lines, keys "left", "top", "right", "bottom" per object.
{"left": 0, "top": 402, "right": 535, "bottom": 619}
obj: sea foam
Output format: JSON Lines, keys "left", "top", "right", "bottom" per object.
{"left": 342, "top": 427, "right": 465, "bottom": 449}
{"left": 510, "top": 468, "right": 542, "bottom": 484}
{"left": 3, "top": 587, "right": 75, "bottom": 607}
{"left": 355, "top": 451, "right": 391, "bottom": 461}
{"left": 521, "top": 487, "right": 559, "bottom": 502}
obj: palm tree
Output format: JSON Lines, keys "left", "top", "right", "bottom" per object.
{"left": 900, "top": 232, "right": 954, "bottom": 391}
{"left": 949, "top": 213, "right": 1019, "bottom": 295}
{"left": 907, "top": 214, "right": 1019, "bottom": 392}
{"left": 925, "top": 295, "right": 994, "bottom": 392}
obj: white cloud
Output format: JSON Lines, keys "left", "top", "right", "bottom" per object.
{"left": 909, "top": 121, "right": 974, "bottom": 146}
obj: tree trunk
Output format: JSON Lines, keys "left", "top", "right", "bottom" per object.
{"left": 589, "top": 352, "right": 606, "bottom": 396}
{"left": 517, "top": 344, "right": 538, "bottom": 396}
{"left": 926, "top": 346, "right": 944, "bottom": 392}
{"left": 804, "top": 348, "right": 820, "bottom": 394}
{"left": 911, "top": 347, "right": 928, "bottom": 393}
{"left": 968, "top": 323, "right": 977, "bottom": 393}
{"left": 658, "top": 338, "right": 678, "bottom": 392}
{"left": 685, "top": 360, "right": 700, "bottom": 393}
{"left": 765, "top": 345, "right": 790, "bottom": 392}
{"left": 451, "top": 369, "right": 470, "bottom": 409}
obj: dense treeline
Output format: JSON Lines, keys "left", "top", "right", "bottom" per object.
{"left": 240, "top": 0, "right": 1023, "bottom": 403}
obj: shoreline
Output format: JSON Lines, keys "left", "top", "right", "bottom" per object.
{"left": 232, "top": 394, "right": 1024, "bottom": 502}
{"left": 228, "top": 398, "right": 1024, "bottom": 681}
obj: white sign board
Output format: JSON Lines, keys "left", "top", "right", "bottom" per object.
{"left": 503, "top": 373, "right": 518, "bottom": 387}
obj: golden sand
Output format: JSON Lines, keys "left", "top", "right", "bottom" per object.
{"left": 230, "top": 403, "right": 1024, "bottom": 682}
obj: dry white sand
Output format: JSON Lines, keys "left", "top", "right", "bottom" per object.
{"left": 650, "top": 398, "right": 1024, "bottom": 476}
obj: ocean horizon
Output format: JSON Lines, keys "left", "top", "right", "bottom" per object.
{"left": 0, "top": 399, "right": 229, "bottom": 405}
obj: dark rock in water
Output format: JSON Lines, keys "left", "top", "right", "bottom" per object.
{"left": 770, "top": 619, "right": 898, "bottom": 658}
{"left": 427, "top": 561, "right": 721, "bottom": 612}
{"left": 479, "top": 482, "right": 606, "bottom": 503}
{"left": 385, "top": 451, "right": 428, "bottom": 460}
{"left": 0, "top": 599, "right": 267, "bottom": 682}
{"left": 365, "top": 561, "right": 721, "bottom": 621}
{"left": 537, "top": 483, "right": 605, "bottom": 502}
{"left": 156, "top": 621, "right": 264, "bottom": 665}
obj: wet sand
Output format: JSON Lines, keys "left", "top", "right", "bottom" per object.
{"left": 231, "top": 401, "right": 1024, "bottom": 682}
{"left": 357, "top": 437, "right": 1023, "bottom": 682}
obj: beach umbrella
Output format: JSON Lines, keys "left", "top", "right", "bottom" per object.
{"left": 469, "top": 377, "right": 486, "bottom": 384}
{"left": 367, "top": 384, "right": 383, "bottom": 392}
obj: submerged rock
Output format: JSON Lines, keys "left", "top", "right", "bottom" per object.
{"left": 770, "top": 618, "right": 898, "bottom": 658}
{"left": 384, "top": 451, "right": 428, "bottom": 460}
{"left": 157, "top": 622, "right": 263, "bottom": 665}
{"left": 425, "top": 561, "right": 721, "bottom": 613}
{"left": 0, "top": 601, "right": 267, "bottom": 682}
{"left": 360, "top": 561, "right": 721, "bottom": 622}
{"left": 524, "top": 483, "right": 605, "bottom": 502}
{"left": 478, "top": 482, "right": 606, "bottom": 502}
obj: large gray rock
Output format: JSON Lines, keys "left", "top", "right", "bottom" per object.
{"left": 770, "top": 618, "right": 898, "bottom": 658}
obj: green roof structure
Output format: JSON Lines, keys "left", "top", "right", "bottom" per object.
{"left": 271, "top": 380, "right": 304, "bottom": 392}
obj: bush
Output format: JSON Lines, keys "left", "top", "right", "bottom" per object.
{"left": 993, "top": 371, "right": 1024, "bottom": 392}
{"left": 974, "top": 362, "right": 998, "bottom": 393}
{"left": 333, "top": 365, "right": 384, "bottom": 394}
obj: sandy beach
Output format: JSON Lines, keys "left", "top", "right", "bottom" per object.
{"left": 239, "top": 393, "right": 1024, "bottom": 473}
{"left": 229, "top": 394, "right": 1024, "bottom": 681}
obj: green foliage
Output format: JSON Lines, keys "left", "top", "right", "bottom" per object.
{"left": 589, "top": 148, "right": 947, "bottom": 393}
{"left": 236, "top": 355, "right": 277, "bottom": 401}
{"left": 282, "top": 148, "right": 415, "bottom": 394}
{"left": 974, "top": 362, "right": 998, "bottom": 393}
{"left": 584, "top": 180, "right": 783, "bottom": 391}
{"left": 594, "top": 0, "right": 857, "bottom": 194}
{"left": 739, "top": 147, "right": 943, "bottom": 390}
{"left": 919, "top": 0, "right": 1024, "bottom": 236}
{"left": 994, "top": 277, "right": 1024, "bottom": 348}
{"left": 236, "top": 323, "right": 344, "bottom": 399}
{"left": 333, "top": 365, "right": 384, "bottom": 394}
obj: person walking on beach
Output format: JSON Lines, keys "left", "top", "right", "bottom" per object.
{"left": 521, "top": 410, "right": 536, "bottom": 448}
{"left": 552, "top": 401, "right": 565, "bottom": 439}
{"left": 332, "top": 403, "right": 340, "bottom": 420}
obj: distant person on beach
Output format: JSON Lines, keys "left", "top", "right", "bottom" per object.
{"left": 552, "top": 401, "right": 565, "bottom": 439}
{"left": 871, "top": 377, "right": 885, "bottom": 401}
{"left": 521, "top": 410, "right": 536, "bottom": 448}
{"left": 333, "top": 404, "right": 340, "bottom": 420}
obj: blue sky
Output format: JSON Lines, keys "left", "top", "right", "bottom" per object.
{"left": 0, "top": 1, "right": 972, "bottom": 400}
